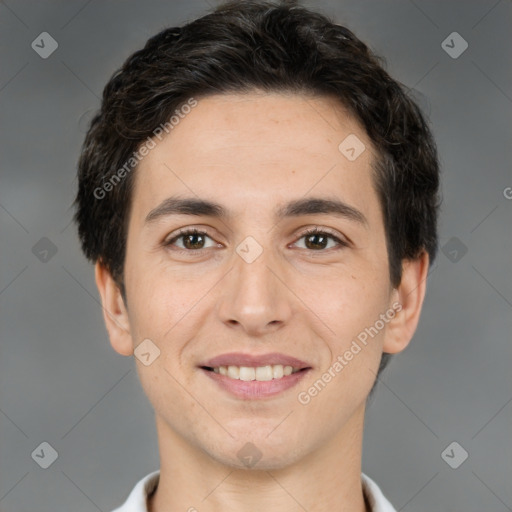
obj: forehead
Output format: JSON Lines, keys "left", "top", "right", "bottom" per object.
{"left": 131, "top": 91, "right": 379, "bottom": 223}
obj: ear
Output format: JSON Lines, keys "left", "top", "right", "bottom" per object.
{"left": 95, "top": 261, "right": 134, "bottom": 356}
{"left": 382, "top": 250, "right": 430, "bottom": 354}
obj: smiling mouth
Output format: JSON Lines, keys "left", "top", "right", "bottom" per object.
{"left": 201, "top": 364, "right": 310, "bottom": 381}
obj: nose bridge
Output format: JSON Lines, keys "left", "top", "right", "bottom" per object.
{"left": 216, "top": 234, "right": 292, "bottom": 333}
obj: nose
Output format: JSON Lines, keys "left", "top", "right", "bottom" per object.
{"left": 216, "top": 244, "right": 293, "bottom": 336}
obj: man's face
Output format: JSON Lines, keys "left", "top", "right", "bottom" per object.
{"left": 115, "top": 92, "right": 400, "bottom": 469}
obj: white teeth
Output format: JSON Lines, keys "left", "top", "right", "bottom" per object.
{"left": 239, "top": 367, "right": 256, "bottom": 381}
{"left": 255, "top": 365, "right": 273, "bottom": 381}
{"left": 210, "top": 364, "right": 302, "bottom": 381}
{"left": 273, "top": 364, "right": 284, "bottom": 379}
{"left": 227, "top": 365, "right": 240, "bottom": 379}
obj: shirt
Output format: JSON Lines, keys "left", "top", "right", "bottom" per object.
{"left": 110, "top": 470, "right": 397, "bottom": 512}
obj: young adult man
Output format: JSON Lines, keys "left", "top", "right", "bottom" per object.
{"left": 74, "top": 1, "right": 440, "bottom": 510}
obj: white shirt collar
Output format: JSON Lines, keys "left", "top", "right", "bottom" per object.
{"left": 111, "top": 470, "right": 397, "bottom": 512}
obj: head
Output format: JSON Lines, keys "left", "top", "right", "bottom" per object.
{"left": 74, "top": 0, "right": 440, "bottom": 469}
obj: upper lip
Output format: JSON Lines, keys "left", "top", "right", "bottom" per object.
{"left": 199, "top": 352, "right": 312, "bottom": 369}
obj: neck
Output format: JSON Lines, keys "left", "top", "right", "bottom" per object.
{"left": 149, "top": 403, "right": 369, "bottom": 512}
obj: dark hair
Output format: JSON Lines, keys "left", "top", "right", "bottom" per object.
{"left": 74, "top": 0, "right": 440, "bottom": 385}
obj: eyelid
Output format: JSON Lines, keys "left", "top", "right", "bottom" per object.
{"left": 293, "top": 226, "right": 349, "bottom": 249}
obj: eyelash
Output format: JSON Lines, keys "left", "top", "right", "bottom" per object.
{"left": 163, "top": 227, "right": 348, "bottom": 254}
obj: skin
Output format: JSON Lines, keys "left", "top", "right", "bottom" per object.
{"left": 95, "top": 91, "right": 429, "bottom": 512}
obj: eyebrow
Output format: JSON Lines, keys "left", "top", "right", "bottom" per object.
{"left": 145, "top": 196, "right": 368, "bottom": 227}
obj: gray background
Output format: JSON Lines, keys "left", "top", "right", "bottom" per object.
{"left": 1, "top": 0, "right": 511, "bottom": 510}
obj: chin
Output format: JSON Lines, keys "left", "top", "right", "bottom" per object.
{"left": 206, "top": 432, "right": 309, "bottom": 471}
{"left": 214, "top": 449, "right": 306, "bottom": 472}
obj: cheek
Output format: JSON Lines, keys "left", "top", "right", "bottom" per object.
{"left": 296, "top": 263, "right": 387, "bottom": 326}
{"left": 124, "top": 261, "right": 197, "bottom": 341}
{"left": 297, "top": 266, "right": 390, "bottom": 376}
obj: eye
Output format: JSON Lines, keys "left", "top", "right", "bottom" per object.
{"left": 163, "top": 227, "right": 348, "bottom": 254}
{"left": 293, "top": 227, "right": 348, "bottom": 251}
{"left": 164, "top": 228, "right": 218, "bottom": 251}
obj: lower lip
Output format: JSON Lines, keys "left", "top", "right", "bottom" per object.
{"left": 200, "top": 367, "right": 311, "bottom": 399}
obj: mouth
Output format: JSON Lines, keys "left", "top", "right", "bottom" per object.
{"left": 197, "top": 352, "right": 312, "bottom": 399}
{"left": 200, "top": 364, "right": 308, "bottom": 381}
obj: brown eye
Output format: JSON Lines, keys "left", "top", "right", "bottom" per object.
{"left": 181, "top": 231, "right": 206, "bottom": 250}
{"left": 164, "top": 229, "right": 216, "bottom": 251}
{"left": 304, "top": 232, "right": 329, "bottom": 250}
{"left": 294, "top": 228, "right": 347, "bottom": 251}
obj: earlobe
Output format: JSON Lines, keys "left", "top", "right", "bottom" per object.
{"left": 94, "top": 261, "right": 134, "bottom": 356}
{"left": 382, "top": 250, "right": 430, "bottom": 355}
